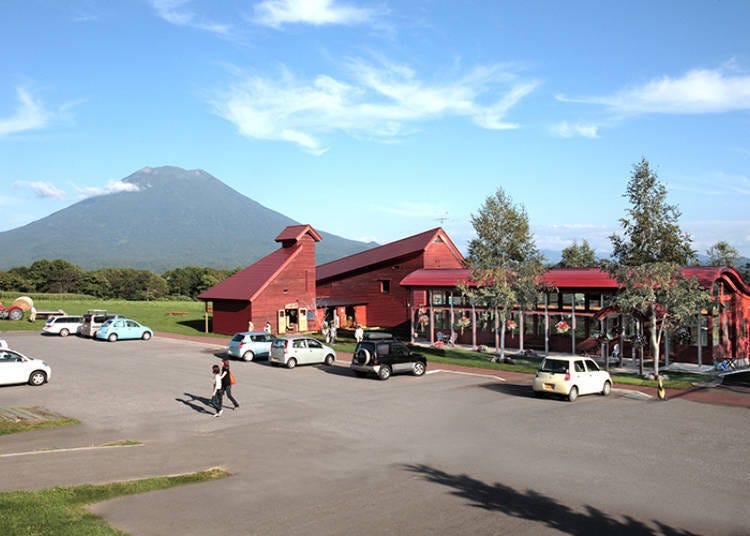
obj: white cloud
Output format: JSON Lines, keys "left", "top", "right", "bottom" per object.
{"left": 550, "top": 121, "right": 599, "bottom": 139}
{"left": 253, "top": 0, "right": 378, "bottom": 29}
{"left": 13, "top": 181, "right": 66, "bottom": 199}
{"left": 74, "top": 180, "right": 141, "bottom": 199}
{"left": 377, "top": 201, "right": 448, "bottom": 219}
{"left": 150, "top": 0, "right": 230, "bottom": 35}
{"left": 211, "top": 59, "right": 539, "bottom": 153}
{"left": 557, "top": 66, "right": 750, "bottom": 115}
{"left": 0, "top": 87, "right": 51, "bottom": 136}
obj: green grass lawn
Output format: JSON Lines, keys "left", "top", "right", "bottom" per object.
{"left": 0, "top": 468, "right": 229, "bottom": 536}
{"left": 0, "top": 293, "right": 222, "bottom": 338}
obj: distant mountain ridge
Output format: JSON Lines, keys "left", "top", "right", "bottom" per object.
{"left": 0, "top": 166, "right": 376, "bottom": 272}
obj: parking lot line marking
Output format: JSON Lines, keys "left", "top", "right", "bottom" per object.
{"left": 0, "top": 443, "right": 144, "bottom": 458}
{"left": 427, "top": 369, "right": 507, "bottom": 382}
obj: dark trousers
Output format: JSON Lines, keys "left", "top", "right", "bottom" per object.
{"left": 212, "top": 389, "right": 224, "bottom": 412}
{"left": 224, "top": 384, "right": 239, "bottom": 408}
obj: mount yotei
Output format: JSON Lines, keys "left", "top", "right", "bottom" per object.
{"left": 0, "top": 166, "right": 375, "bottom": 272}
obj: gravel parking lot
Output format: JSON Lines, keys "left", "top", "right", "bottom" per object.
{"left": 1, "top": 331, "right": 749, "bottom": 535}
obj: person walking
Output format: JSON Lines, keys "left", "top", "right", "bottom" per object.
{"left": 210, "top": 364, "right": 225, "bottom": 417}
{"left": 355, "top": 324, "right": 364, "bottom": 343}
{"left": 221, "top": 358, "right": 239, "bottom": 410}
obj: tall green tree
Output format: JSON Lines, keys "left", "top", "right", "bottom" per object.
{"left": 464, "top": 188, "right": 545, "bottom": 359}
{"left": 559, "top": 239, "right": 597, "bottom": 267}
{"left": 706, "top": 241, "right": 739, "bottom": 267}
{"left": 611, "top": 263, "right": 711, "bottom": 375}
{"left": 610, "top": 158, "right": 695, "bottom": 266}
{"left": 609, "top": 159, "right": 707, "bottom": 374}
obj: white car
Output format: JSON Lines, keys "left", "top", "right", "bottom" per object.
{"left": 0, "top": 348, "right": 51, "bottom": 386}
{"left": 270, "top": 337, "right": 336, "bottom": 369}
{"left": 42, "top": 315, "right": 83, "bottom": 337}
{"left": 532, "top": 356, "right": 611, "bottom": 401}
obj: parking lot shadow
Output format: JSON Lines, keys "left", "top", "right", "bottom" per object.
{"left": 176, "top": 392, "right": 215, "bottom": 414}
{"left": 401, "top": 463, "right": 699, "bottom": 536}
{"left": 478, "top": 381, "right": 537, "bottom": 399}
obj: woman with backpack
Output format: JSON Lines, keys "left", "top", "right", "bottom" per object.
{"left": 221, "top": 358, "right": 239, "bottom": 410}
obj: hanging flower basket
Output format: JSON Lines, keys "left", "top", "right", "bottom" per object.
{"left": 455, "top": 316, "right": 471, "bottom": 335}
{"left": 418, "top": 314, "right": 429, "bottom": 330}
{"left": 506, "top": 319, "right": 517, "bottom": 332}
{"left": 555, "top": 320, "right": 570, "bottom": 334}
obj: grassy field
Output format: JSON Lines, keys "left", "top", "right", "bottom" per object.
{"left": 0, "top": 468, "right": 229, "bottom": 536}
{"left": 0, "top": 293, "right": 222, "bottom": 339}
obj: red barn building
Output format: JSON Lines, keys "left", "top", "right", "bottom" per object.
{"left": 315, "top": 228, "right": 465, "bottom": 331}
{"left": 198, "top": 225, "right": 321, "bottom": 336}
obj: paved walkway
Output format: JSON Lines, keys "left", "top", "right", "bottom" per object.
{"left": 156, "top": 331, "right": 750, "bottom": 409}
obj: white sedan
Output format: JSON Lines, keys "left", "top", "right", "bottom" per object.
{"left": 0, "top": 348, "right": 51, "bottom": 386}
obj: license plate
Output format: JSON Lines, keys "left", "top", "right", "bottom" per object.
{"left": 543, "top": 383, "right": 554, "bottom": 390}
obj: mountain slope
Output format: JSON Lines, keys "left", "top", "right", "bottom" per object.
{"left": 0, "top": 166, "right": 375, "bottom": 272}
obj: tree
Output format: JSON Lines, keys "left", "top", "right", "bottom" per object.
{"left": 706, "top": 241, "right": 739, "bottom": 267}
{"left": 609, "top": 158, "right": 706, "bottom": 374}
{"left": 610, "top": 158, "right": 695, "bottom": 266}
{"left": 611, "top": 263, "right": 711, "bottom": 375}
{"left": 463, "top": 188, "right": 545, "bottom": 359}
{"left": 559, "top": 239, "right": 597, "bottom": 267}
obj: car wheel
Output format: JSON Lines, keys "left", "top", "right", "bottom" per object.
{"left": 9, "top": 308, "right": 23, "bottom": 321}
{"left": 324, "top": 354, "right": 335, "bottom": 366}
{"left": 287, "top": 358, "right": 297, "bottom": 369}
{"left": 354, "top": 371, "right": 368, "bottom": 378}
{"left": 142, "top": 331, "right": 152, "bottom": 341}
{"left": 601, "top": 380, "right": 612, "bottom": 396}
{"left": 377, "top": 364, "right": 392, "bottom": 381}
{"left": 242, "top": 351, "right": 255, "bottom": 362}
{"left": 412, "top": 361, "right": 426, "bottom": 376}
{"left": 59, "top": 328, "right": 69, "bottom": 337}
{"left": 29, "top": 370, "right": 47, "bottom": 386}
{"left": 567, "top": 386, "right": 579, "bottom": 402}
{"left": 108, "top": 333, "right": 118, "bottom": 343}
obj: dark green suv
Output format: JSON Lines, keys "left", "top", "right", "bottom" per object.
{"left": 350, "top": 334, "right": 427, "bottom": 380}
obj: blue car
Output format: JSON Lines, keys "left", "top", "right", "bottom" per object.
{"left": 95, "top": 318, "right": 153, "bottom": 342}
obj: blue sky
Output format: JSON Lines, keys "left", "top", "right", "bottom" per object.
{"left": 2, "top": 0, "right": 750, "bottom": 259}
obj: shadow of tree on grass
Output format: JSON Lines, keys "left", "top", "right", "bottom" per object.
{"left": 402, "top": 463, "right": 699, "bottom": 536}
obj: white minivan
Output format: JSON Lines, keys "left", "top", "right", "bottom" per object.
{"left": 42, "top": 315, "right": 84, "bottom": 337}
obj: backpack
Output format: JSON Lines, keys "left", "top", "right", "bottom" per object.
{"left": 229, "top": 370, "right": 236, "bottom": 385}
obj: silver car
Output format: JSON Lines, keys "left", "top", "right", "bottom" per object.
{"left": 270, "top": 337, "right": 336, "bottom": 369}
{"left": 42, "top": 315, "right": 83, "bottom": 337}
{"left": 227, "top": 331, "right": 274, "bottom": 361}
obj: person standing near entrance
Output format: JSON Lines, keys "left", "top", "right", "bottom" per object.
{"left": 264, "top": 321, "right": 272, "bottom": 334}
{"left": 221, "top": 358, "right": 239, "bottom": 410}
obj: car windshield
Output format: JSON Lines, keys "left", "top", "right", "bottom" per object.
{"left": 101, "top": 319, "right": 114, "bottom": 327}
{"left": 231, "top": 334, "right": 244, "bottom": 342}
{"left": 540, "top": 359, "right": 569, "bottom": 373}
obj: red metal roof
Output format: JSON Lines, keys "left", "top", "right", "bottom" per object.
{"left": 275, "top": 224, "right": 322, "bottom": 243}
{"left": 401, "top": 266, "right": 749, "bottom": 293}
{"left": 399, "top": 268, "right": 471, "bottom": 287}
{"left": 198, "top": 245, "right": 301, "bottom": 301}
{"left": 540, "top": 268, "right": 619, "bottom": 289}
{"left": 316, "top": 227, "right": 463, "bottom": 281}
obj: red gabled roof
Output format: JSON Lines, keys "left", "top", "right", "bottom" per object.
{"left": 275, "top": 224, "right": 322, "bottom": 244}
{"left": 316, "top": 228, "right": 464, "bottom": 281}
{"left": 198, "top": 245, "right": 302, "bottom": 301}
